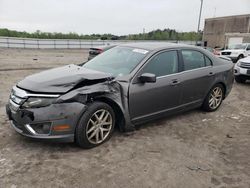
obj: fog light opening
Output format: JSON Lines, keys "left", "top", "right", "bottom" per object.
{"left": 25, "top": 124, "right": 36, "bottom": 135}
{"left": 26, "top": 122, "right": 52, "bottom": 135}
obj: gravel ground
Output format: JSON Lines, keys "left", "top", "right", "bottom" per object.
{"left": 0, "top": 48, "right": 249, "bottom": 188}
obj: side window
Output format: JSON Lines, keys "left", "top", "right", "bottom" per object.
{"left": 142, "top": 51, "right": 178, "bottom": 77}
{"left": 181, "top": 50, "right": 206, "bottom": 71}
{"left": 204, "top": 56, "right": 212, "bottom": 66}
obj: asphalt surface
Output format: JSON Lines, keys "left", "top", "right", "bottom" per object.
{"left": 0, "top": 48, "right": 249, "bottom": 188}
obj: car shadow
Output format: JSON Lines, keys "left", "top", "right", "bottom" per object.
{"left": 12, "top": 108, "right": 207, "bottom": 150}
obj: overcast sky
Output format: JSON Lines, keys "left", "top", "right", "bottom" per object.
{"left": 0, "top": 0, "right": 249, "bottom": 35}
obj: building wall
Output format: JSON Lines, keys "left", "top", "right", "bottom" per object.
{"left": 203, "top": 14, "right": 250, "bottom": 48}
{"left": 224, "top": 33, "right": 250, "bottom": 47}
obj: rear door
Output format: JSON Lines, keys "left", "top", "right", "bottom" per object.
{"left": 178, "top": 50, "right": 215, "bottom": 105}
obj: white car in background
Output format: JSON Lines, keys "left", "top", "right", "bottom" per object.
{"left": 234, "top": 56, "right": 250, "bottom": 83}
{"left": 221, "top": 43, "right": 250, "bottom": 63}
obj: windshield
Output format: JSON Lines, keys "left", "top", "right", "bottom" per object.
{"left": 83, "top": 46, "right": 148, "bottom": 77}
{"left": 228, "top": 44, "right": 247, "bottom": 50}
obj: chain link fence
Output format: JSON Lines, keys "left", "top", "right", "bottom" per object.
{"left": 0, "top": 37, "right": 196, "bottom": 49}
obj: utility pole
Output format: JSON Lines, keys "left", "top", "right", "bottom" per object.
{"left": 143, "top": 28, "right": 145, "bottom": 40}
{"left": 196, "top": 0, "right": 204, "bottom": 45}
{"left": 213, "top": 7, "right": 217, "bottom": 18}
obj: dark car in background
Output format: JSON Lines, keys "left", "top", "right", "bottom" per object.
{"left": 88, "top": 45, "right": 115, "bottom": 60}
{"left": 6, "top": 43, "right": 234, "bottom": 148}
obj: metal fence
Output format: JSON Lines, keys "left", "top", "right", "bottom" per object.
{"left": 0, "top": 37, "right": 196, "bottom": 49}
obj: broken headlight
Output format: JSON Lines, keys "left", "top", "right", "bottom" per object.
{"left": 22, "top": 97, "right": 57, "bottom": 108}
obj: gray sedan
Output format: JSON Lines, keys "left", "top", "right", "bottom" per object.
{"left": 6, "top": 42, "right": 234, "bottom": 148}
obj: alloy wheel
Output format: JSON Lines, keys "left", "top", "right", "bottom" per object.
{"left": 86, "top": 109, "right": 113, "bottom": 144}
{"left": 208, "top": 87, "right": 223, "bottom": 110}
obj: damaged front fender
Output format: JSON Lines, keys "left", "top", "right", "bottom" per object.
{"left": 56, "top": 80, "right": 135, "bottom": 132}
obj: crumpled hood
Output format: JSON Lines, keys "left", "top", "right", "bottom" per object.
{"left": 17, "top": 64, "right": 113, "bottom": 93}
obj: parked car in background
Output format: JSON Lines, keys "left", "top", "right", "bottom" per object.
{"left": 6, "top": 43, "right": 234, "bottom": 148}
{"left": 234, "top": 56, "right": 250, "bottom": 83}
{"left": 88, "top": 45, "right": 115, "bottom": 60}
{"left": 220, "top": 43, "right": 250, "bottom": 63}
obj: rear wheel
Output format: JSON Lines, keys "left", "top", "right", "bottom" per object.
{"left": 235, "top": 76, "right": 246, "bottom": 83}
{"left": 75, "top": 102, "right": 115, "bottom": 149}
{"left": 202, "top": 84, "right": 224, "bottom": 112}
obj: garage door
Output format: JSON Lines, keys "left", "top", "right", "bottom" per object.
{"left": 228, "top": 37, "right": 243, "bottom": 46}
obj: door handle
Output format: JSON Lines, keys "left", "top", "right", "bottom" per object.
{"left": 208, "top": 72, "right": 214, "bottom": 76}
{"left": 171, "top": 79, "right": 180, "bottom": 86}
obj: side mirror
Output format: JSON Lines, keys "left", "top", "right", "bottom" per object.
{"left": 139, "top": 73, "right": 156, "bottom": 83}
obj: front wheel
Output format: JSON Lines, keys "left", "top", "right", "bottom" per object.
{"left": 75, "top": 102, "right": 115, "bottom": 149}
{"left": 202, "top": 84, "right": 224, "bottom": 112}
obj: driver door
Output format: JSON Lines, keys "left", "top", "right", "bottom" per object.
{"left": 129, "top": 50, "right": 182, "bottom": 123}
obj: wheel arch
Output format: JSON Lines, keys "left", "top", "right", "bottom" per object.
{"left": 217, "top": 82, "right": 226, "bottom": 99}
{"left": 210, "top": 82, "right": 227, "bottom": 99}
{"left": 93, "top": 97, "right": 125, "bottom": 131}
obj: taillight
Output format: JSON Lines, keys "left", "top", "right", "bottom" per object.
{"left": 98, "top": 49, "right": 103, "bottom": 53}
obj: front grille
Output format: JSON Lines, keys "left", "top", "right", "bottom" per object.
{"left": 221, "top": 52, "right": 231, "bottom": 55}
{"left": 240, "top": 62, "right": 250, "bottom": 69}
{"left": 9, "top": 86, "right": 60, "bottom": 110}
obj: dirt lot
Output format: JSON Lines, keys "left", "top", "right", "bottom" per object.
{"left": 0, "top": 48, "right": 249, "bottom": 188}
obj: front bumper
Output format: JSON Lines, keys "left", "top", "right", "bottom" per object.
{"left": 6, "top": 102, "right": 87, "bottom": 142}
{"left": 234, "top": 65, "right": 250, "bottom": 77}
{"left": 10, "top": 120, "right": 74, "bottom": 142}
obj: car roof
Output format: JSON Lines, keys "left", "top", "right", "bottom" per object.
{"left": 119, "top": 42, "right": 196, "bottom": 51}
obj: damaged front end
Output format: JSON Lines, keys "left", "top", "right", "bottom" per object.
{"left": 6, "top": 71, "right": 133, "bottom": 142}
{"left": 6, "top": 86, "right": 85, "bottom": 141}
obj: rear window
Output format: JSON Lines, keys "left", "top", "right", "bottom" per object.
{"left": 181, "top": 50, "right": 212, "bottom": 71}
{"left": 181, "top": 50, "right": 206, "bottom": 70}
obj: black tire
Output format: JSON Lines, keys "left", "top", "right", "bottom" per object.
{"left": 235, "top": 76, "right": 246, "bottom": 83}
{"left": 202, "top": 84, "right": 224, "bottom": 112}
{"left": 75, "top": 102, "right": 115, "bottom": 149}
